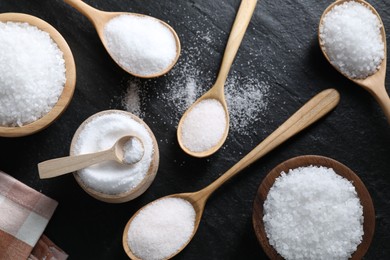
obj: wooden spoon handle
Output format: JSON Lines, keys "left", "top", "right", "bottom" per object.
{"left": 371, "top": 85, "right": 390, "bottom": 123}
{"left": 215, "top": 0, "right": 258, "bottom": 87}
{"left": 64, "top": 0, "right": 104, "bottom": 24}
{"left": 202, "top": 88, "right": 340, "bottom": 196}
{"left": 38, "top": 149, "right": 115, "bottom": 179}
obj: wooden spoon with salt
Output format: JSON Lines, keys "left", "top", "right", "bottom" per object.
{"left": 319, "top": 0, "right": 390, "bottom": 123}
{"left": 177, "top": 0, "right": 258, "bottom": 158}
{"left": 38, "top": 135, "right": 144, "bottom": 179}
{"left": 64, "top": 0, "right": 181, "bottom": 78}
{"left": 124, "top": 89, "right": 340, "bottom": 259}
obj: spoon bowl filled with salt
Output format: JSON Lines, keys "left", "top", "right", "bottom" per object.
{"left": 64, "top": 0, "right": 180, "bottom": 78}
{"left": 0, "top": 13, "right": 76, "bottom": 137}
{"left": 123, "top": 89, "right": 340, "bottom": 259}
{"left": 319, "top": 0, "right": 390, "bottom": 122}
{"left": 253, "top": 155, "right": 375, "bottom": 259}
{"left": 177, "top": 0, "right": 258, "bottom": 157}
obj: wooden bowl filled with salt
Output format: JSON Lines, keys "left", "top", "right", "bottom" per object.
{"left": 253, "top": 155, "right": 375, "bottom": 259}
{"left": 0, "top": 13, "right": 76, "bottom": 137}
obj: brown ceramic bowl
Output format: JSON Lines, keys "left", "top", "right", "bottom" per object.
{"left": 70, "top": 110, "right": 159, "bottom": 203}
{"left": 253, "top": 155, "right": 375, "bottom": 259}
{"left": 0, "top": 13, "right": 76, "bottom": 137}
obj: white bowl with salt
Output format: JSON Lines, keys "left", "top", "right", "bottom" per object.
{"left": 70, "top": 110, "right": 159, "bottom": 203}
{"left": 253, "top": 155, "right": 375, "bottom": 260}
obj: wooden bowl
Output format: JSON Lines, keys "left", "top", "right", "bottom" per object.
{"left": 0, "top": 13, "right": 76, "bottom": 137}
{"left": 252, "top": 155, "right": 375, "bottom": 259}
{"left": 70, "top": 110, "right": 159, "bottom": 203}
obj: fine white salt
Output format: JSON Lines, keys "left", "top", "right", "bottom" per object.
{"left": 73, "top": 112, "right": 154, "bottom": 195}
{"left": 121, "top": 45, "right": 270, "bottom": 137}
{"left": 180, "top": 99, "right": 227, "bottom": 153}
{"left": 127, "top": 197, "right": 196, "bottom": 260}
{"left": 104, "top": 15, "right": 177, "bottom": 76}
{"left": 123, "top": 137, "right": 144, "bottom": 164}
{"left": 319, "top": 1, "right": 384, "bottom": 79}
{"left": 0, "top": 22, "right": 66, "bottom": 127}
{"left": 263, "top": 166, "right": 364, "bottom": 260}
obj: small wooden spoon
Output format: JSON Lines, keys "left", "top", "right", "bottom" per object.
{"left": 253, "top": 155, "right": 375, "bottom": 259}
{"left": 177, "top": 0, "right": 258, "bottom": 158}
{"left": 319, "top": 0, "right": 390, "bottom": 123}
{"left": 123, "top": 89, "right": 340, "bottom": 259}
{"left": 38, "top": 135, "right": 144, "bottom": 179}
{"left": 64, "top": 0, "right": 181, "bottom": 78}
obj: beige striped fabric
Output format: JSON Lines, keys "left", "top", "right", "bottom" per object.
{"left": 0, "top": 171, "right": 66, "bottom": 260}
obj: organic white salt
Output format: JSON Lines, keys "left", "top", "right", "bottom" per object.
{"left": 319, "top": 1, "right": 384, "bottom": 79}
{"left": 123, "top": 137, "right": 144, "bottom": 164}
{"left": 127, "top": 197, "right": 195, "bottom": 260}
{"left": 104, "top": 15, "right": 177, "bottom": 76}
{"left": 0, "top": 22, "right": 66, "bottom": 127}
{"left": 180, "top": 99, "right": 227, "bottom": 153}
{"left": 73, "top": 112, "right": 154, "bottom": 195}
{"left": 263, "top": 166, "right": 364, "bottom": 260}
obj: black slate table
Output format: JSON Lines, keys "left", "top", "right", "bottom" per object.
{"left": 0, "top": 0, "right": 389, "bottom": 259}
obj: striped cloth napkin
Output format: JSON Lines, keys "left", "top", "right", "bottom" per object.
{"left": 0, "top": 171, "right": 68, "bottom": 260}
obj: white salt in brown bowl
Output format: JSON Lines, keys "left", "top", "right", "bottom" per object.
{"left": 70, "top": 110, "right": 159, "bottom": 203}
{"left": 0, "top": 13, "right": 76, "bottom": 137}
{"left": 252, "top": 155, "right": 375, "bottom": 260}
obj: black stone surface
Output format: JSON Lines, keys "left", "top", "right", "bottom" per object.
{"left": 0, "top": 0, "right": 389, "bottom": 259}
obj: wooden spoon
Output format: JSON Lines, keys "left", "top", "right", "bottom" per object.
{"left": 123, "top": 88, "right": 340, "bottom": 259}
{"left": 38, "top": 135, "right": 144, "bottom": 179}
{"left": 253, "top": 155, "right": 375, "bottom": 259}
{"left": 64, "top": 0, "right": 181, "bottom": 78}
{"left": 319, "top": 0, "right": 390, "bottom": 123}
{"left": 177, "top": 0, "right": 258, "bottom": 158}
{"left": 0, "top": 13, "right": 76, "bottom": 137}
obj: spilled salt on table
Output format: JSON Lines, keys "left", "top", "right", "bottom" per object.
{"left": 180, "top": 99, "right": 227, "bottom": 153}
{"left": 104, "top": 15, "right": 177, "bottom": 76}
{"left": 127, "top": 197, "right": 195, "bottom": 260}
{"left": 263, "top": 166, "right": 363, "bottom": 260}
{"left": 0, "top": 22, "right": 66, "bottom": 127}
{"left": 319, "top": 1, "right": 384, "bottom": 79}
{"left": 73, "top": 112, "right": 154, "bottom": 195}
{"left": 123, "top": 137, "right": 144, "bottom": 164}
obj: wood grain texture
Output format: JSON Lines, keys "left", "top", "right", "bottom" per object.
{"left": 0, "top": 13, "right": 76, "bottom": 137}
{"left": 253, "top": 155, "right": 375, "bottom": 260}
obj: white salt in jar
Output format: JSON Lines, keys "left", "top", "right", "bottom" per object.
{"left": 70, "top": 110, "right": 159, "bottom": 203}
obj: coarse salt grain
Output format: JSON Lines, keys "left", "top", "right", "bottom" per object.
{"left": 104, "top": 15, "right": 177, "bottom": 76}
{"left": 0, "top": 22, "right": 66, "bottom": 127}
{"left": 180, "top": 99, "right": 227, "bottom": 153}
{"left": 319, "top": 1, "right": 384, "bottom": 79}
{"left": 127, "top": 197, "right": 195, "bottom": 260}
{"left": 263, "top": 166, "right": 364, "bottom": 260}
{"left": 123, "top": 137, "right": 144, "bottom": 164}
{"left": 73, "top": 112, "right": 154, "bottom": 195}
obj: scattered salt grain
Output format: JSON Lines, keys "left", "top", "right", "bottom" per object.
{"left": 73, "top": 112, "right": 154, "bottom": 195}
{"left": 180, "top": 99, "right": 227, "bottom": 153}
{"left": 104, "top": 15, "right": 177, "bottom": 76}
{"left": 0, "top": 22, "right": 66, "bottom": 127}
{"left": 123, "top": 137, "right": 144, "bottom": 164}
{"left": 263, "top": 166, "right": 364, "bottom": 260}
{"left": 127, "top": 197, "right": 195, "bottom": 260}
{"left": 319, "top": 1, "right": 384, "bottom": 79}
